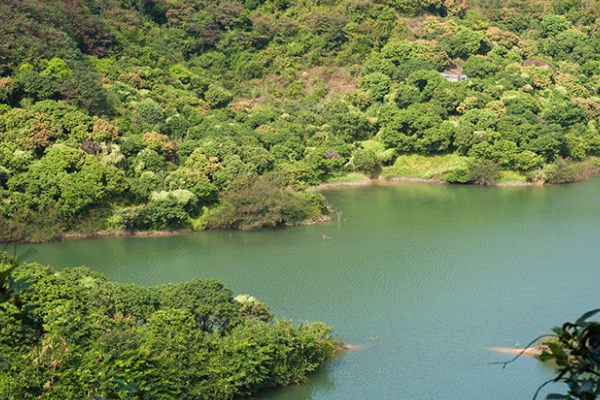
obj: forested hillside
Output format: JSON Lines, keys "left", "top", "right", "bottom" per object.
{"left": 3, "top": 0, "right": 600, "bottom": 242}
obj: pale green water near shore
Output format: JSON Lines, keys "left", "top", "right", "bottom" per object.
{"left": 21, "top": 179, "right": 600, "bottom": 399}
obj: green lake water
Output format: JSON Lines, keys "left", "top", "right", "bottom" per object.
{"left": 20, "top": 179, "right": 600, "bottom": 399}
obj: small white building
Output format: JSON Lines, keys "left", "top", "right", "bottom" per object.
{"left": 440, "top": 73, "right": 467, "bottom": 82}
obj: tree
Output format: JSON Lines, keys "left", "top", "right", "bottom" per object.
{"left": 540, "top": 14, "right": 572, "bottom": 38}
{"left": 0, "top": 253, "right": 34, "bottom": 330}
{"left": 359, "top": 72, "right": 392, "bottom": 102}
{"left": 462, "top": 55, "right": 499, "bottom": 79}
{"left": 204, "top": 85, "right": 233, "bottom": 108}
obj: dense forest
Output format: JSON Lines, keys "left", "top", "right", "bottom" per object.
{"left": 0, "top": 255, "right": 340, "bottom": 399}
{"left": 3, "top": 0, "right": 600, "bottom": 242}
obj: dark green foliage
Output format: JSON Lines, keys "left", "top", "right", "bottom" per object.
{"left": 442, "top": 167, "right": 470, "bottom": 184}
{"left": 16, "top": 70, "right": 59, "bottom": 102}
{"left": 544, "top": 159, "right": 578, "bottom": 183}
{"left": 462, "top": 56, "right": 499, "bottom": 79}
{"left": 536, "top": 310, "right": 600, "bottom": 399}
{"left": 0, "top": 262, "right": 340, "bottom": 399}
{"left": 443, "top": 28, "right": 491, "bottom": 59}
{"left": 204, "top": 174, "right": 326, "bottom": 229}
{"left": 359, "top": 72, "right": 392, "bottom": 102}
{"left": 149, "top": 280, "right": 240, "bottom": 332}
{"left": 204, "top": 85, "right": 233, "bottom": 108}
{"left": 394, "top": 84, "right": 421, "bottom": 109}
{"left": 495, "top": 309, "right": 600, "bottom": 400}
{"left": 466, "top": 159, "right": 500, "bottom": 185}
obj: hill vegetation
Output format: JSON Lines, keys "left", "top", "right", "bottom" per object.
{"left": 3, "top": 0, "right": 600, "bottom": 241}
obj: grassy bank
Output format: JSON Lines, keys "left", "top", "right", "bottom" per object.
{"left": 380, "top": 155, "right": 600, "bottom": 186}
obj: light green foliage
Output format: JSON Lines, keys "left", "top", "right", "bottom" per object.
{"left": 383, "top": 154, "right": 470, "bottom": 181}
{"left": 540, "top": 14, "right": 573, "bottom": 37}
{"left": 99, "top": 143, "right": 126, "bottom": 167}
{"left": 234, "top": 294, "right": 274, "bottom": 322}
{"left": 347, "top": 147, "right": 379, "bottom": 175}
{"left": 149, "top": 189, "right": 198, "bottom": 219}
{"left": 41, "top": 57, "right": 72, "bottom": 79}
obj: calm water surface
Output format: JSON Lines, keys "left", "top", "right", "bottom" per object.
{"left": 21, "top": 179, "right": 600, "bottom": 399}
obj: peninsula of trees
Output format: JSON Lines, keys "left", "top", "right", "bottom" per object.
{"left": 3, "top": 0, "right": 600, "bottom": 242}
{"left": 0, "top": 258, "right": 340, "bottom": 399}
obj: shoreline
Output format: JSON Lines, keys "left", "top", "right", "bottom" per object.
{"left": 60, "top": 229, "right": 196, "bottom": 242}
{"left": 487, "top": 346, "right": 545, "bottom": 357}
{"left": 309, "top": 176, "right": 446, "bottom": 192}
{"left": 25, "top": 214, "right": 334, "bottom": 245}
{"left": 50, "top": 176, "right": 533, "bottom": 243}
{"left": 312, "top": 175, "right": 542, "bottom": 191}
{"left": 11, "top": 169, "right": 600, "bottom": 245}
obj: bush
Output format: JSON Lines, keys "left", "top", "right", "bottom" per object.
{"left": 544, "top": 159, "right": 577, "bottom": 183}
{"left": 359, "top": 72, "right": 392, "bottom": 102}
{"left": 462, "top": 55, "right": 499, "bottom": 79}
{"left": 203, "top": 174, "right": 325, "bottom": 229}
{"left": 541, "top": 14, "right": 572, "bottom": 37}
{"left": 467, "top": 159, "right": 499, "bottom": 185}
{"left": 442, "top": 167, "right": 470, "bottom": 183}
{"left": 141, "top": 131, "right": 175, "bottom": 158}
{"left": 204, "top": 85, "right": 233, "bottom": 108}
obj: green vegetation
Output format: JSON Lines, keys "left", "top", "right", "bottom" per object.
{"left": 496, "top": 309, "right": 600, "bottom": 400}
{"left": 4, "top": 0, "right": 600, "bottom": 241}
{"left": 0, "top": 260, "right": 340, "bottom": 399}
{"left": 382, "top": 154, "right": 471, "bottom": 181}
{"left": 536, "top": 309, "right": 600, "bottom": 400}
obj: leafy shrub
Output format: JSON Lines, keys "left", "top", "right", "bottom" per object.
{"left": 544, "top": 159, "right": 578, "bottom": 183}
{"left": 203, "top": 174, "right": 325, "bottom": 229}
{"left": 204, "top": 85, "right": 233, "bottom": 108}
{"left": 467, "top": 159, "right": 500, "bottom": 185}
{"left": 141, "top": 131, "right": 175, "bottom": 158}
{"left": 359, "top": 72, "right": 392, "bottom": 102}
{"left": 442, "top": 167, "right": 470, "bottom": 183}
{"left": 541, "top": 14, "right": 572, "bottom": 37}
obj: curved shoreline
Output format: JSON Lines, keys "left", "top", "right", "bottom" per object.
{"left": 311, "top": 175, "right": 540, "bottom": 191}
{"left": 47, "top": 176, "right": 533, "bottom": 243}
{"left": 13, "top": 168, "right": 600, "bottom": 244}
{"left": 60, "top": 229, "right": 196, "bottom": 241}
{"left": 38, "top": 215, "right": 333, "bottom": 244}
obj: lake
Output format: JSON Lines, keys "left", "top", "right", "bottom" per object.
{"left": 21, "top": 179, "right": 600, "bottom": 399}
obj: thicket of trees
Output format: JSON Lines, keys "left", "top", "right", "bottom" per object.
{"left": 0, "top": 258, "right": 340, "bottom": 399}
{"left": 3, "top": 0, "right": 600, "bottom": 241}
